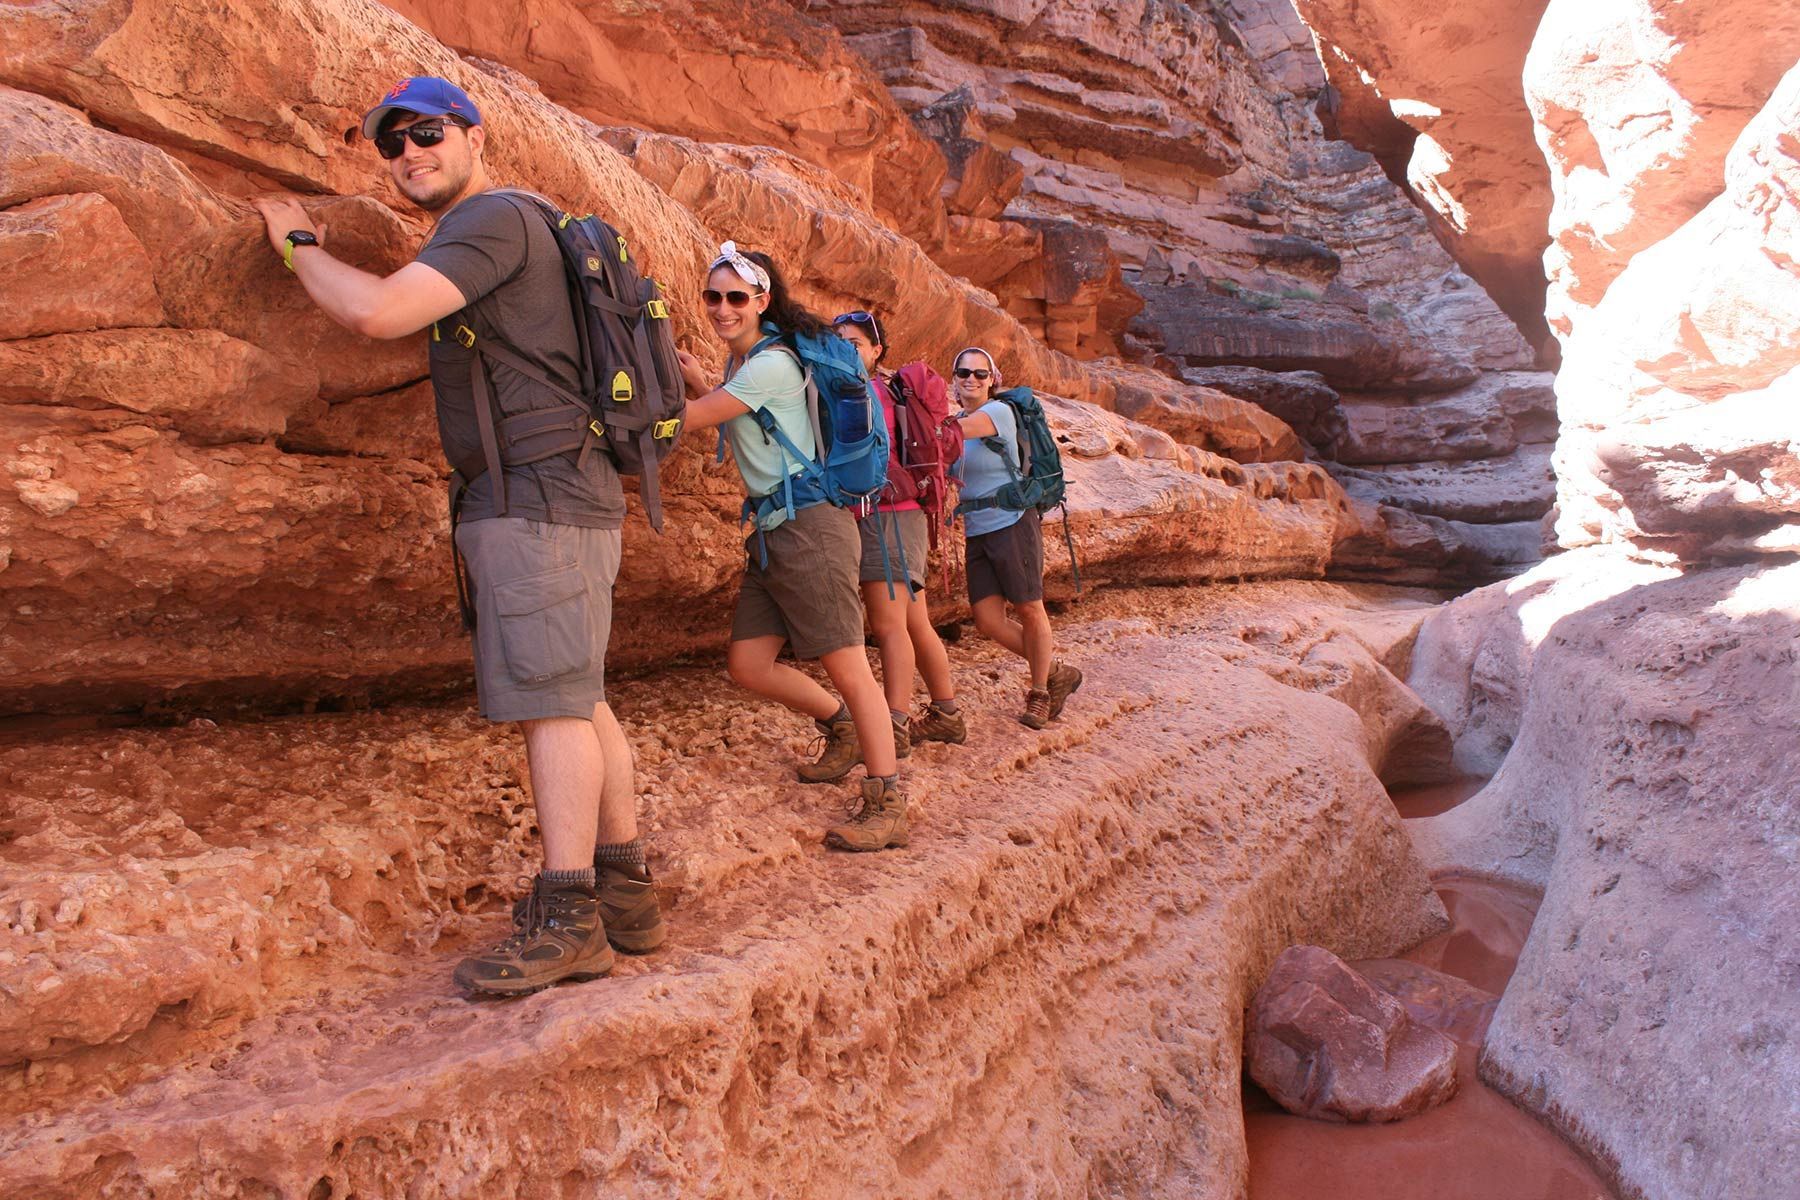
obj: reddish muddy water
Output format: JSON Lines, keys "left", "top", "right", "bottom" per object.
{"left": 1242, "top": 781, "right": 1617, "bottom": 1200}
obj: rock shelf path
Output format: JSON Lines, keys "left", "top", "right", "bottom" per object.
{"left": 3, "top": 583, "right": 1448, "bottom": 1199}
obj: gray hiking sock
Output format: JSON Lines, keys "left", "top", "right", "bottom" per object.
{"left": 930, "top": 698, "right": 960, "bottom": 714}
{"left": 817, "top": 701, "right": 851, "bottom": 731}
{"left": 871, "top": 773, "right": 899, "bottom": 788}
{"left": 541, "top": 867, "right": 596, "bottom": 890}
{"left": 595, "top": 838, "right": 648, "bottom": 875}
{"left": 889, "top": 708, "right": 909, "bottom": 725}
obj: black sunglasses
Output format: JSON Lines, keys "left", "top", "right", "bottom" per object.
{"left": 373, "top": 118, "right": 464, "bottom": 160}
{"left": 703, "top": 288, "right": 762, "bottom": 308}
{"left": 953, "top": 367, "right": 992, "bottom": 380}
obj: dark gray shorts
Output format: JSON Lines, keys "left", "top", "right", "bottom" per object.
{"left": 966, "top": 508, "right": 1044, "bottom": 606}
{"left": 454, "top": 517, "right": 620, "bottom": 723}
{"left": 731, "top": 502, "right": 865, "bottom": 660}
{"left": 858, "top": 507, "right": 929, "bottom": 594}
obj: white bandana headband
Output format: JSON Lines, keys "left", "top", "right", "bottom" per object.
{"left": 954, "top": 346, "right": 1003, "bottom": 390}
{"left": 710, "top": 241, "right": 770, "bottom": 292}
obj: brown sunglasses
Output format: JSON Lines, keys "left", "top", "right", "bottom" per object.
{"left": 702, "top": 288, "right": 763, "bottom": 308}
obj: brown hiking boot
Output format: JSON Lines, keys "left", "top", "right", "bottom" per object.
{"left": 455, "top": 877, "right": 614, "bottom": 997}
{"left": 892, "top": 714, "right": 912, "bottom": 760}
{"left": 1020, "top": 687, "right": 1052, "bottom": 730}
{"left": 909, "top": 702, "right": 967, "bottom": 746}
{"left": 510, "top": 864, "right": 667, "bottom": 954}
{"left": 596, "top": 864, "right": 666, "bottom": 954}
{"left": 824, "top": 777, "right": 910, "bottom": 852}
{"left": 1047, "top": 661, "right": 1084, "bottom": 720}
{"left": 797, "top": 715, "right": 860, "bottom": 783}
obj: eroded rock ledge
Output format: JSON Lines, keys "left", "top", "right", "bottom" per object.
{"left": 1, "top": 583, "right": 1447, "bottom": 1198}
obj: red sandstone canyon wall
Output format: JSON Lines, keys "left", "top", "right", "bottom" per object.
{"left": 0, "top": 0, "right": 1547, "bottom": 718}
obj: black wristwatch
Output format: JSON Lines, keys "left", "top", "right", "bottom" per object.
{"left": 282, "top": 229, "right": 319, "bottom": 271}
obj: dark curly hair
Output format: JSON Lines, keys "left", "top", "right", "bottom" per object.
{"left": 740, "top": 250, "right": 830, "bottom": 340}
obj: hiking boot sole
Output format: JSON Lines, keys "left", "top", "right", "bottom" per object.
{"left": 797, "top": 763, "right": 858, "bottom": 784}
{"left": 1019, "top": 712, "right": 1049, "bottom": 730}
{"left": 453, "top": 946, "right": 616, "bottom": 998}
{"left": 911, "top": 727, "right": 966, "bottom": 745}
{"left": 606, "top": 922, "right": 667, "bottom": 954}
{"left": 823, "top": 830, "right": 911, "bottom": 851}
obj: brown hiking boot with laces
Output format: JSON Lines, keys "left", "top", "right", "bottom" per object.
{"left": 509, "top": 863, "right": 666, "bottom": 954}
{"left": 824, "top": 777, "right": 910, "bottom": 852}
{"left": 455, "top": 876, "right": 614, "bottom": 997}
{"left": 1047, "top": 661, "right": 1083, "bottom": 720}
{"left": 909, "top": 702, "right": 967, "bottom": 746}
{"left": 892, "top": 714, "right": 912, "bottom": 760}
{"left": 797, "top": 714, "right": 861, "bottom": 783}
{"left": 1020, "top": 687, "right": 1053, "bottom": 730}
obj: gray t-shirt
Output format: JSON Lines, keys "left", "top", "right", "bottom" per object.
{"left": 417, "top": 190, "right": 625, "bottom": 529}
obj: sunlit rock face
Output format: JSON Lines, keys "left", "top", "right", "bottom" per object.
{"left": 1291, "top": 0, "right": 1557, "bottom": 353}
{"left": 1533, "top": 27, "right": 1800, "bottom": 562}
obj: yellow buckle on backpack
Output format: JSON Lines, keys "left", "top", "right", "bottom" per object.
{"left": 452, "top": 324, "right": 476, "bottom": 348}
{"left": 645, "top": 298, "right": 669, "bottom": 320}
{"left": 589, "top": 419, "right": 606, "bottom": 440}
{"left": 653, "top": 417, "right": 682, "bottom": 440}
{"left": 610, "top": 370, "right": 634, "bottom": 404}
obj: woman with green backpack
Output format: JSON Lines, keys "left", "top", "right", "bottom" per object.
{"left": 674, "top": 243, "right": 909, "bottom": 852}
{"left": 952, "top": 347, "right": 1082, "bottom": 729}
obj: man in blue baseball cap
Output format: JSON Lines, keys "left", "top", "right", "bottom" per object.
{"left": 251, "top": 75, "right": 662, "bottom": 999}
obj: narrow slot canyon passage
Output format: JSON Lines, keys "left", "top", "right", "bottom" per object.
{"left": 1243, "top": 776, "right": 1617, "bottom": 1200}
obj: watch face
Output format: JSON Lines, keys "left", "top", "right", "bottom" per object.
{"left": 287, "top": 231, "right": 319, "bottom": 246}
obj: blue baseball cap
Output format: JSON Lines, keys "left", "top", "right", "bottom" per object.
{"left": 359, "top": 76, "right": 482, "bottom": 139}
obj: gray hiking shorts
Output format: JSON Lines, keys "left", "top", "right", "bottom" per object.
{"left": 731, "top": 502, "right": 864, "bottom": 661}
{"left": 454, "top": 516, "right": 620, "bottom": 723}
{"left": 858, "top": 507, "right": 929, "bottom": 595}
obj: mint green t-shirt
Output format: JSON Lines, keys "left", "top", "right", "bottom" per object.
{"left": 723, "top": 347, "right": 814, "bottom": 529}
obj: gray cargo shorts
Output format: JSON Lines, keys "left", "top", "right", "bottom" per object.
{"left": 454, "top": 517, "right": 620, "bottom": 723}
{"left": 858, "top": 507, "right": 930, "bottom": 595}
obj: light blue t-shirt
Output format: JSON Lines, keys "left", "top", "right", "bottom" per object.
{"left": 959, "top": 399, "right": 1025, "bottom": 537}
{"left": 723, "top": 347, "right": 814, "bottom": 529}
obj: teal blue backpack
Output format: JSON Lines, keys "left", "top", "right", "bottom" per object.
{"left": 718, "top": 322, "right": 890, "bottom": 530}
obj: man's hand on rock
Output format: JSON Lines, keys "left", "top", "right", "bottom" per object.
{"left": 252, "top": 196, "right": 327, "bottom": 259}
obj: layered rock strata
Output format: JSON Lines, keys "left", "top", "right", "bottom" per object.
{"left": 1, "top": 583, "right": 1448, "bottom": 1198}
{"left": 818, "top": 0, "right": 1556, "bottom": 584}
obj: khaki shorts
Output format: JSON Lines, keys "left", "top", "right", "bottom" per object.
{"left": 858, "top": 507, "right": 930, "bottom": 595}
{"left": 966, "top": 508, "right": 1044, "bottom": 606}
{"left": 731, "top": 502, "right": 864, "bottom": 660}
{"left": 455, "top": 517, "right": 620, "bottom": 722}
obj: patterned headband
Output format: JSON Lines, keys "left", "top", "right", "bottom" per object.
{"left": 709, "top": 241, "right": 770, "bottom": 292}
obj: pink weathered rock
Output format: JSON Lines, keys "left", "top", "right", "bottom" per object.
{"left": 1245, "top": 944, "right": 1459, "bottom": 1123}
{"left": 1408, "top": 550, "right": 1800, "bottom": 1200}
{"left": 0, "top": 193, "right": 164, "bottom": 338}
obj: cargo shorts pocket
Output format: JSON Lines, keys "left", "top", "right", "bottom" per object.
{"left": 491, "top": 561, "right": 592, "bottom": 685}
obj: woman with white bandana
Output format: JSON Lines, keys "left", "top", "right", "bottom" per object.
{"left": 952, "top": 347, "right": 1081, "bottom": 730}
{"left": 676, "top": 244, "right": 911, "bottom": 852}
